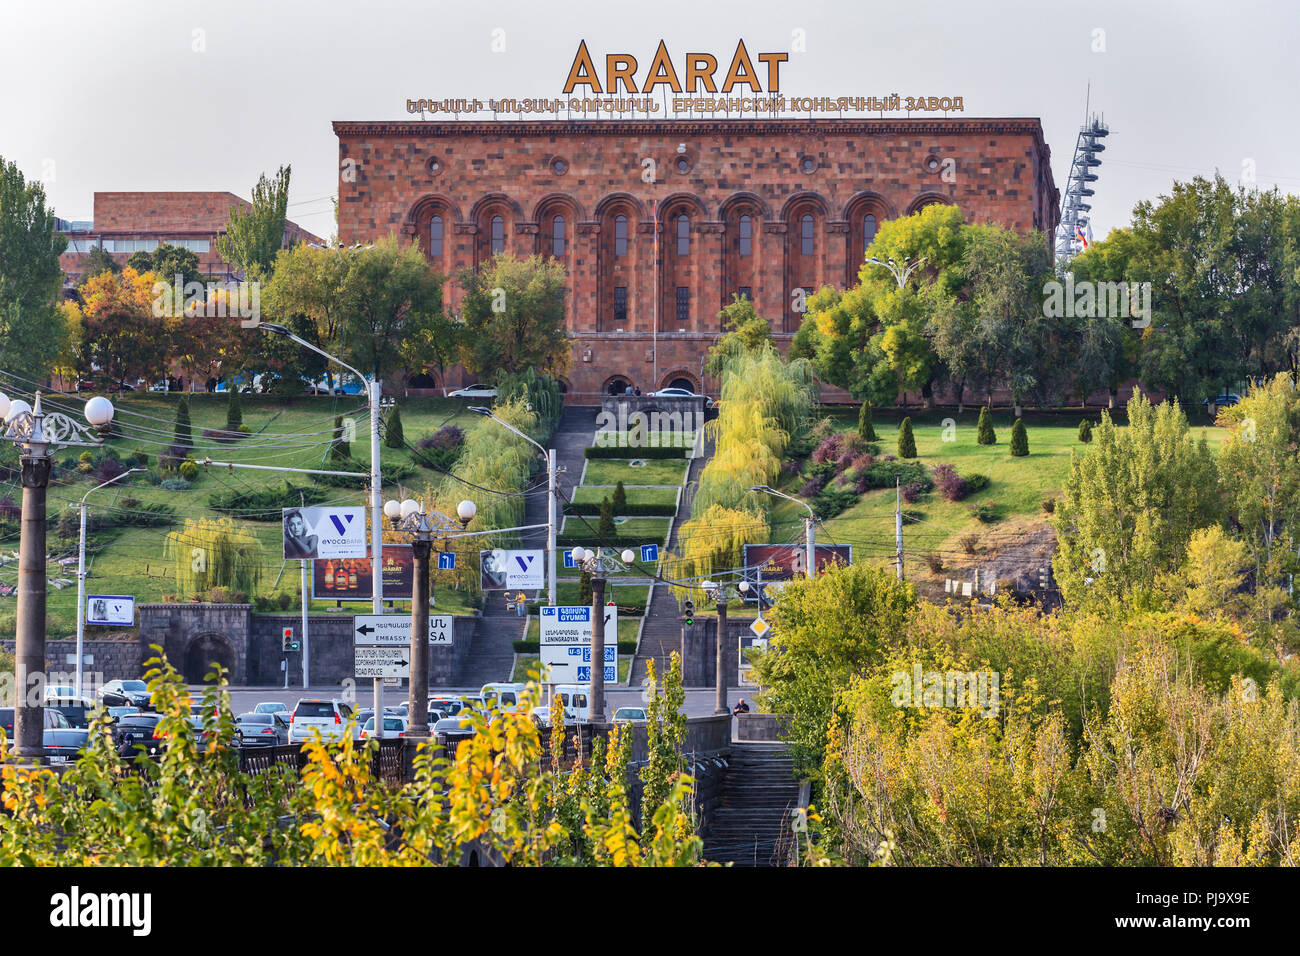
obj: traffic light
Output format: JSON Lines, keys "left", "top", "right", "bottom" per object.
{"left": 683, "top": 600, "right": 695, "bottom": 626}
{"left": 282, "top": 627, "right": 300, "bottom": 653}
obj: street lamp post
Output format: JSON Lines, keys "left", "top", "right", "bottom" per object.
{"left": 750, "top": 485, "right": 816, "bottom": 579}
{"left": 569, "top": 546, "right": 637, "bottom": 723}
{"left": 0, "top": 391, "right": 115, "bottom": 760}
{"left": 701, "top": 580, "right": 744, "bottom": 715}
{"left": 259, "top": 323, "right": 385, "bottom": 732}
{"left": 74, "top": 467, "right": 141, "bottom": 698}
{"left": 384, "top": 497, "right": 476, "bottom": 739}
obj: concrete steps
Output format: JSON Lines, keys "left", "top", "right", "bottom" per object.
{"left": 702, "top": 743, "right": 801, "bottom": 867}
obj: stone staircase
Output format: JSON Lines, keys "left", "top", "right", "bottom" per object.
{"left": 630, "top": 428, "right": 712, "bottom": 685}
{"left": 702, "top": 743, "right": 801, "bottom": 866}
{"left": 456, "top": 407, "right": 597, "bottom": 687}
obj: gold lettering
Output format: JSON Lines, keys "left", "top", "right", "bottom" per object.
{"left": 642, "top": 40, "right": 683, "bottom": 94}
{"left": 685, "top": 53, "right": 718, "bottom": 93}
{"left": 757, "top": 52, "right": 788, "bottom": 91}
{"left": 563, "top": 40, "right": 603, "bottom": 94}
{"left": 720, "top": 39, "right": 761, "bottom": 93}
{"left": 605, "top": 54, "right": 638, "bottom": 94}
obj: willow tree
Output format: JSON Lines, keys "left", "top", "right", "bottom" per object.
{"left": 162, "top": 517, "right": 263, "bottom": 597}
{"left": 663, "top": 505, "right": 769, "bottom": 605}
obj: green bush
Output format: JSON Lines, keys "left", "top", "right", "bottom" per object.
{"left": 564, "top": 501, "right": 676, "bottom": 517}
{"left": 1010, "top": 419, "right": 1029, "bottom": 457}
{"left": 132, "top": 450, "right": 150, "bottom": 466}
{"left": 173, "top": 397, "right": 193, "bottom": 449}
{"left": 1078, "top": 419, "right": 1093, "bottom": 443}
{"left": 969, "top": 502, "right": 1003, "bottom": 523}
{"left": 598, "top": 497, "right": 616, "bottom": 537}
{"left": 859, "top": 459, "right": 931, "bottom": 492}
{"left": 311, "top": 456, "right": 414, "bottom": 488}
{"left": 612, "top": 480, "right": 627, "bottom": 512}
{"left": 178, "top": 460, "right": 199, "bottom": 481}
{"left": 963, "top": 473, "right": 991, "bottom": 494}
{"left": 858, "top": 402, "right": 878, "bottom": 442}
{"left": 385, "top": 405, "right": 405, "bottom": 449}
{"left": 79, "top": 450, "right": 94, "bottom": 465}
{"left": 226, "top": 388, "right": 242, "bottom": 430}
{"left": 897, "top": 418, "right": 917, "bottom": 459}
{"left": 496, "top": 368, "right": 563, "bottom": 442}
{"left": 208, "top": 480, "right": 329, "bottom": 518}
{"left": 584, "top": 445, "right": 688, "bottom": 459}
{"left": 329, "top": 416, "right": 351, "bottom": 461}
{"left": 976, "top": 405, "right": 996, "bottom": 445}
{"left": 811, "top": 488, "right": 858, "bottom": 520}
{"left": 160, "top": 478, "right": 191, "bottom": 491}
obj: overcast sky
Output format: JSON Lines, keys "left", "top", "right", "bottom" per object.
{"left": 2, "top": 0, "right": 1296, "bottom": 241}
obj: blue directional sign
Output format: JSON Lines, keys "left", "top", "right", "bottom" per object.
{"left": 640, "top": 544, "right": 659, "bottom": 563}
{"left": 581, "top": 646, "right": 617, "bottom": 664}
{"left": 437, "top": 552, "right": 456, "bottom": 570}
{"left": 562, "top": 549, "right": 576, "bottom": 569}
{"left": 577, "top": 665, "right": 617, "bottom": 682}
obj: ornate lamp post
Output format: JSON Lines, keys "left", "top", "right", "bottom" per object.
{"left": 567, "top": 545, "right": 637, "bottom": 723}
{"left": 0, "top": 392, "right": 115, "bottom": 760}
{"left": 384, "top": 496, "right": 476, "bottom": 739}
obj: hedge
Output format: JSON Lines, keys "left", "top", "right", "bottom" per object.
{"left": 563, "top": 502, "right": 677, "bottom": 517}
{"left": 584, "top": 445, "right": 688, "bottom": 459}
{"left": 557, "top": 535, "right": 667, "bottom": 548}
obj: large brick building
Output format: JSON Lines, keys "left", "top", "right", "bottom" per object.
{"left": 58, "top": 191, "right": 323, "bottom": 290}
{"left": 334, "top": 118, "right": 1059, "bottom": 403}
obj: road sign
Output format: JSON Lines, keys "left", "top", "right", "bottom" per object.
{"left": 354, "top": 646, "right": 410, "bottom": 678}
{"left": 539, "top": 605, "right": 618, "bottom": 682}
{"left": 640, "top": 544, "right": 659, "bottom": 563}
{"left": 750, "top": 618, "right": 771, "bottom": 638}
{"left": 576, "top": 665, "right": 617, "bottom": 682}
{"left": 437, "top": 552, "right": 456, "bottom": 570}
{"left": 562, "top": 549, "right": 575, "bottom": 569}
{"left": 538, "top": 605, "right": 618, "bottom": 644}
{"left": 354, "top": 614, "right": 454, "bottom": 645}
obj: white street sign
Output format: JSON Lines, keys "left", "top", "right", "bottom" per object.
{"left": 538, "top": 605, "right": 617, "bottom": 644}
{"left": 539, "top": 605, "right": 618, "bottom": 683}
{"left": 354, "top": 614, "right": 454, "bottom": 646}
{"left": 354, "top": 645, "right": 410, "bottom": 678}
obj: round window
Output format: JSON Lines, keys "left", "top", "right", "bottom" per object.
{"left": 676, "top": 157, "right": 690, "bottom": 173}
{"left": 551, "top": 157, "right": 569, "bottom": 175}
{"left": 926, "top": 155, "right": 941, "bottom": 171}
{"left": 801, "top": 157, "right": 816, "bottom": 174}
{"left": 427, "top": 157, "right": 442, "bottom": 176}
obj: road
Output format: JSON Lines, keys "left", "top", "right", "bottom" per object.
{"left": 204, "top": 685, "right": 752, "bottom": 718}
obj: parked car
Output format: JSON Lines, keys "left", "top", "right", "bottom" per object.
{"left": 51, "top": 702, "right": 95, "bottom": 729}
{"left": 480, "top": 683, "right": 526, "bottom": 714}
{"left": 361, "top": 715, "right": 408, "bottom": 739}
{"left": 235, "top": 712, "right": 289, "bottom": 747}
{"left": 105, "top": 706, "right": 141, "bottom": 723}
{"left": 100, "top": 679, "right": 152, "bottom": 709}
{"left": 253, "top": 701, "right": 292, "bottom": 721}
{"left": 112, "top": 714, "right": 164, "bottom": 757}
{"left": 288, "top": 699, "right": 354, "bottom": 743}
{"left": 43, "top": 685, "right": 94, "bottom": 708}
{"left": 0, "top": 707, "right": 91, "bottom": 762}
{"left": 1203, "top": 393, "right": 1241, "bottom": 407}
{"left": 612, "top": 706, "right": 647, "bottom": 722}
{"left": 448, "top": 383, "right": 498, "bottom": 399}
{"left": 648, "top": 386, "right": 713, "bottom": 408}
{"left": 428, "top": 696, "right": 465, "bottom": 717}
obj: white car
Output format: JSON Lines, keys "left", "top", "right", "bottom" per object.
{"left": 360, "top": 714, "right": 408, "bottom": 739}
{"left": 648, "top": 387, "right": 713, "bottom": 408}
{"left": 253, "top": 701, "right": 291, "bottom": 721}
{"left": 448, "top": 383, "right": 498, "bottom": 399}
{"left": 480, "top": 683, "right": 526, "bottom": 714}
{"left": 288, "top": 698, "right": 354, "bottom": 743}
{"left": 43, "top": 685, "right": 94, "bottom": 708}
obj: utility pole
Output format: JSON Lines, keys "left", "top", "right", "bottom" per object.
{"left": 75, "top": 468, "right": 140, "bottom": 698}
{"left": 714, "top": 594, "right": 728, "bottom": 715}
{"left": 804, "top": 513, "right": 815, "bottom": 580}
{"left": 590, "top": 574, "right": 606, "bottom": 723}
{"left": 300, "top": 559, "right": 310, "bottom": 688}
{"left": 895, "top": 477, "right": 904, "bottom": 581}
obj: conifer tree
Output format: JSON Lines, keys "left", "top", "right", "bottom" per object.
{"left": 976, "top": 405, "right": 996, "bottom": 445}
{"left": 898, "top": 417, "right": 917, "bottom": 459}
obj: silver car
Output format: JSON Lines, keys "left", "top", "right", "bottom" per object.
{"left": 235, "top": 712, "right": 289, "bottom": 747}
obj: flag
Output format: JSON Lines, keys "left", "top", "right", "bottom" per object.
{"left": 1075, "top": 224, "right": 1089, "bottom": 249}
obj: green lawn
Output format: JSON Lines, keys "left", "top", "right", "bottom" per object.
{"left": 560, "top": 516, "right": 671, "bottom": 544}
{"left": 571, "top": 485, "right": 679, "bottom": 508}
{"left": 0, "top": 394, "right": 484, "bottom": 637}
{"left": 781, "top": 407, "right": 1230, "bottom": 582}
{"left": 581, "top": 458, "right": 689, "bottom": 486}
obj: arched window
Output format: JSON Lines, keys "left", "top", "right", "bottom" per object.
{"left": 800, "top": 214, "right": 814, "bottom": 256}
{"left": 615, "top": 215, "right": 628, "bottom": 256}
{"left": 430, "top": 216, "right": 443, "bottom": 257}
{"left": 863, "top": 214, "right": 877, "bottom": 248}
{"left": 552, "top": 215, "right": 566, "bottom": 257}
{"left": 491, "top": 216, "right": 505, "bottom": 255}
{"left": 676, "top": 215, "right": 690, "bottom": 255}
{"left": 739, "top": 215, "right": 752, "bottom": 257}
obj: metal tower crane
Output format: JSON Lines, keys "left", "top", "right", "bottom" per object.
{"left": 1055, "top": 114, "right": 1110, "bottom": 263}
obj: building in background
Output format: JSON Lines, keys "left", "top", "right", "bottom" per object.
{"left": 57, "top": 191, "right": 323, "bottom": 291}
{"left": 334, "top": 117, "right": 1058, "bottom": 403}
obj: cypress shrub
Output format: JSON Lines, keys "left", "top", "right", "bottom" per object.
{"left": 226, "top": 388, "right": 242, "bottom": 430}
{"left": 858, "top": 402, "right": 878, "bottom": 442}
{"left": 612, "top": 480, "right": 627, "bottom": 512}
{"left": 330, "top": 415, "right": 351, "bottom": 461}
{"left": 1078, "top": 419, "right": 1092, "bottom": 443}
{"left": 897, "top": 417, "right": 917, "bottom": 459}
{"left": 385, "top": 405, "right": 405, "bottom": 449}
{"left": 598, "top": 496, "right": 616, "bottom": 537}
{"left": 1010, "top": 419, "right": 1029, "bottom": 457}
{"left": 577, "top": 568, "right": 593, "bottom": 606}
{"left": 173, "top": 398, "right": 192, "bottom": 449}
{"left": 976, "top": 405, "right": 996, "bottom": 445}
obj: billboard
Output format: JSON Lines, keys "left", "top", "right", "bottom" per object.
{"left": 742, "top": 543, "right": 853, "bottom": 582}
{"left": 282, "top": 506, "right": 367, "bottom": 560}
{"left": 312, "top": 544, "right": 415, "bottom": 601}
{"left": 480, "top": 549, "right": 545, "bottom": 590}
{"left": 86, "top": 594, "right": 134, "bottom": 626}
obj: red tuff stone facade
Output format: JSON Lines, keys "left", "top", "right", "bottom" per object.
{"left": 333, "top": 119, "right": 1059, "bottom": 403}
{"left": 58, "top": 191, "right": 323, "bottom": 288}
